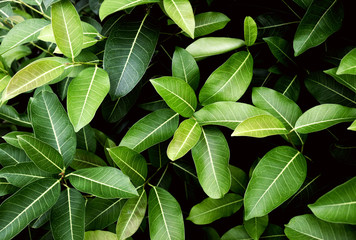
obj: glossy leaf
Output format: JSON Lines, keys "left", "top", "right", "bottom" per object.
{"left": 337, "top": 48, "right": 356, "bottom": 75}
{"left": 199, "top": 51, "right": 253, "bottom": 105}
{"left": 194, "top": 12, "right": 230, "bottom": 38}
{"left": 263, "top": 37, "right": 296, "bottom": 67}
{"left": 348, "top": 120, "right": 356, "bottom": 131}
{"left": 244, "top": 16, "right": 257, "bottom": 46}
{"left": 191, "top": 127, "right": 231, "bottom": 199}
{"left": 243, "top": 215, "right": 268, "bottom": 240}
{"left": 325, "top": 68, "right": 356, "bottom": 93}
{"left": 244, "top": 146, "right": 306, "bottom": 220}
{"left": 0, "top": 105, "right": 31, "bottom": 128}
{"left": 0, "top": 143, "right": 30, "bottom": 167}
{"left": 70, "top": 149, "right": 107, "bottom": 170}
{"left": 229, "top": 165, "right": 248, "bottom": 195}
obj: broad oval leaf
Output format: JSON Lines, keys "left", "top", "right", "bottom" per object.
{"left": 163, "top": 0, "right": 195, "bottom": 38}
{"left": 0, "top": 143, "right": 30, "bottom": 167}
{"left": 70, "top": 149, "right": 107, "bottom": 170}
{"left": 68, "top": 166, "right": 138, "bottom": 199}
{"left": 50, "top": 188, "right": 85, "bottom": 240}
{"left": 167, "top": 118, "right": 202, "bottom": 161}
{"left": 244, "top": 146, "right": 306, "bottom": 220}
{"left": 294, "top": 104, "right": 356, "bottom": 134}
{"left": 199, "top": 51, "right": 253, "bottom": 105}
{"left": 244, "top": 16, "right": 257, "bottom": 47}
{"left": 263, "top": 36, "right": 296, "bottom": 67}
{"left": 150, "top": 76, "right": 197, "bottom": 117}
{"left": 308, "top": 177, "right": 356, "bottom": 225}
{"left": 293, "top": 0, "right": 343, "bottom": 56}
{"left": 325, "top": 68, "right": 356, "bottom": 93}
{"left": 51, "top": 0, "right": 83, "bottom": 60}
{"left": 67, "top": 66, "right": 110, "bottom": 132}
{"left": 0, "top": 105, "right": 31, "bottom": 128}
{"left": 191, "top": 127, "right": 231, "bottom": 199}
{"left": 119, "top": 108, "right": 179, "bottom": 153}
{"left": 0, "top": 179, "right": 60, "bottom": 240}
{"left": 148, "top": 186, "right": 184, "bottom": 240}
{"left": 243, "top": 215, "right": 269, "bottom": 240}
{"left": 337, "top": 48, "right": 356, "bottom": 75}
{"left": 187, "top": 193, "right": 243, "bottom": 225}
{"left": 194, "top": 12, "right": 230, "bottom": 38}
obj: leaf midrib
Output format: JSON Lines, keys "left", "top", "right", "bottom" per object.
{"left": 190, "top": 198, "right": 243, "bottom": 219}
{"left": 153, "top": 187, "right": 172, "bottom": 240}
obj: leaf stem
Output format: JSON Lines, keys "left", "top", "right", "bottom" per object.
{"left": 30, "top": 42, "right": 55, "bottom": 56}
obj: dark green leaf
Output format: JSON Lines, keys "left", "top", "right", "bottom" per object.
{"left": 70, "top": 149, "right": 107, "bottom": 170}
{"left": 325, "top": 68, "right": 356, "bottom": 93}
{"left": 0, "top": 143, "right": 30, "bottom": 167}
{"left": 243, "top": 215, "right": 269, "bottom": 240}
{"left": 76, "top": 125, "right": 97, "bottom": 153}
{"left": 194, "top": 12, "right": 230, "bottom": 38}
{"left": 337, "top": 48, "right": 356, "bottom": 75}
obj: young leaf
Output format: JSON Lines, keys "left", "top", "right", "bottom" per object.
{"left": 244, "top": 16, "right": 257, "bottom": 46}
{"left": 229, "top": 165, "right": 248, "bottom": 195}
{"left": 244, "top": 146, "right": 306, "bottom": 220}
{"left": 0, "top": 179, "right": 60, "bottom": 240}
{"left": 263, "top": 36, "right": 296, "bottom": 67}
{"left": 187, "top": 193, "right": 243, "bottom": 225}
{"left": 294, "top": 104, "right": 356, "bottom": 133}
{"left": 232, "top": 115, "right": 288, "bottom": 138}
{"left": 18, "top": 135, "right": 65, "bottom": 174}
{"left": 308, "top": 177, "right": 356, "bottom": 225}
{"left": 243, "top": 215, "right": 268, "bottom": 240}
{"left": 199, "top": 51, "right": 253, "bottom": 105}
{"left": 67, "top": 66, "right": 110, "bottom": 132}
{"left": 119, "top": 109, "right": 179, "bottom": 153}
{"left": 68, "top": 166, "right": 138, "bottom": 199}
{"left": 70, "top": 149, "right": 107, "bottom": 170}
{"left": 348, "top": 120, "right": 356, "bottom": 131}
{"left": 163, "top": 0, "right": 195, "bottom": 38}
{"left": 325, "top": 68, "right": 356, "bottom": 93}
{"left": 191, "top": 127, "right": 231, "bottom": 199}
{"left": 50, "top": 188, "right": 85, "bottom": 240}
{"left": 293, "top": 0, "right": 343, "bottom": 56}
{"left": 116, "top": 190, "right": 147, "bottom": 240}
{"left": 150, "top": 76, "right": 197, "bottom": 117}
{"left": 0, "top": 143, "right": 30, "bottom": 167}
{"left": 148, "top": 186, "right": 184, "bottom": 240}
{"left": 51, "top": 0, "right": 83, "bottom": 60}
{"left": 167, "top": 118, "right": 202, "bottom": 161}
{"left": 0, "top": 105, "right": 31, "bottom": 128}
{"left": 194, "top": 12, "right": 230, "bottom": 38}
{"left": 337, "top": 48, "right": 356, "bottom": 75}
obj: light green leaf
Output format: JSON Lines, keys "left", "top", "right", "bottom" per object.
{"left": 244, "top": 16, "right": 257, "bottom": 46}
{"left": 191, "top": 127, "right": 231, "bottom": 199}
{"left": 18, "top": 135, "right": 64, "bottom": 174}
{"left": 194, "top": 12, "right": 230, "bottom": 38}
{"left": 85, "top": 230, "right": 117, "bottom": 240}
{"left": 70, "top": 149, "right": 107, "bottom": 170}
{"left": 0, "top": 179, "right": 18, "bottom": 197}
{"left": 263, "top": 37, "right": 296, "bottom": 67}
{"left": 187, "top": 193, "right": 243, "bottom": 225}
{"left": 243, "top": 215, "right": 269, "bottom": 240}
{"left": 0, "top": 179, "right": 60, "bottom": 240}
{"left": 285, "top": 214, "right": 356, "bottom": 240}
{"left": 107, "top": 146, "right": 148, "bottom": 186}
{"left": 50, "top": 188, "right": 85, "bottom": 240}
{"left": 0, "top": 105, "right": 31, "bottom": 128}
{"left": 199, "top": 51, "right": 253, "bottom": 105}
{"left": 51, "top": 0, "right": 83, "bottom": 60}
{"left": 186, "top": 37, "right": 245, "bottom": 61}
{"left": 244, "top": 146, "right": 306, "bottom": 220}
{"left": 68, "top": 167, "right": 138, "bottom": 199}
{"left": 38, "top": 24, "right": 56, "bottom": 43}
{"left": 308, "top": 177, "right": 356, "bottom": 225}
{"left": 294, "top": 104, "right": 356, "bottom": 134}
{"left": 148, "top": 186, "right": 184, "bottom": 240}
{"left": 67, "top": 66, "right": 110, "bottom": 132}
{"left": 0, "top": 74, "right": 11, "bottom": 93}
{"left": 337, "top": 48, "right": 356, "bottom": 75}
{"left": 229, "top": 165, "right": 248, "bottom": 196}
{"left": 116, "top": 190, "right": 147, "bottom": 240}
{"left": 163, "top": 0, "right": 195, "bottom": 38}
{"left": 167, "top": 118, "right": 202, "bottom": 161}
{"left": 76, "top": 125, "right": 97, "bottom": 153}
{"left": 150, "top": 77, "right": 197, "bottom": 117}
{"left": 0, "top": 143, "right": 30, "bottom": 167}
{"left": 293, "top": 0, "right": 343, "bottom": 56}
{"left": 232, "top": 115, "right": 288, "bottom": 138}
{"left": 348, "top": 120, "right": 356, "bottom": 131}
{"left": 193, "top": 102, "right": 270, "bottom": 130}
{"left": 31, "top": 91, "right": 77, "bottom": 167}
{"left": 119, "top": 109, "right": 179, "bottom": 153}
{"left": 325, "top": 68, "right": 356, "bottom": 93}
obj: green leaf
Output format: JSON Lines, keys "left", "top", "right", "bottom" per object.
{"left": 70, "top": 149, "right": 107, "bottom": 170}
{"left": 186, "top": 37, "right": 245, "bottom": 61}
{"left": 148, "top": 186, "right": 184, "bottom": 240}
{"left": 348, "top": 120, "right": 356, "bottom": 131}
{"left": 199, "top": 51, "right": 253, "bottom": 105}
{"left": 244, "top": 16, "right": 257, "bottom": 46}
{"left": 294, "top": 104, "right": 356, "bottom": 134}
{"left": 274, "top": 75, "right": 300, "bottom": 102}
{"left": 150, "top": 76, "right": 197, "bottom": 117}
{"left": 0, "top": 105, "right": 31, "bottom": 127}
{"left": 191, "top": 127, "right": 231, "bottom": 199}
{"left": 325, "top": 68, "right": 356, "bottom": 93}
{"left": 308, "top": 177, "right": 356, "bottom": 225}
{"left": 263, "top": 37, "right": 296, "bottom": 67}
{"left": 194, "top": 12, "right": 230, "bottom": 38}
{"left": 0, "top": 178, "right": 60, "bottom": 240}
{"left": 2, "top": 45, "right": 31, "bottom": 67}
{"left": 221, "top": 225, "right": 251, "bottom": 240}
{"left": 0, "top": 162, "right": 53, "bottom": 187}
{"left": 232, "top": 115, "right": 288, "bottom": 138}
{"left": 1, "top": 57, "right": 66, "bottom": 101}
{"left": 68, "top": 166, "right": 138, "bottom": 199}
{"left": 337, "top": 48, "right": 356, "bottom": 75}
{"left": 85, "top": 230, "right": 117, "bottom": 240}
{"left": 0, "top": 179, "right": 18, "bottom": 197}
{"left": 67, "top": 66, "right": 110, "bottom": 132}
{"left": 293, "top": 0, "right": 343, "bottom": 56}
{"left": 107, "top": 146, "right": 148, "bottom": 186}
{"left": 243, "top": 215, "right": 269, "bottom": 240}
{"left": 0, "top": 74, "right": 11, "bottom": 93}
{"left": 244, "top": 146, "right": 306, "bottom": 220}
{"left": 167, "top": 118, "right": 202, "bottom": 161}
{"left": 293, "top": 0, "right": 312, "bottom": 9}
{"left": 0, "top": 18, "right": 49, "bottom": 54}
{"left": 99, "top": 0, "right": 159, "bottom": 20}
{"left": 163, "top": 0, "right": 195, "bottom": 38}
{"left": 172, "top": 47, "right": 200, "bottom": 90}
{"left": 119, "top": 109, "right": 179, "bottom": 153}
{"left": 285, "top": 214, "right": 356, "bottom": 240}
{"left": 116, "top": 190, "right": 147, "bottom": 240}
{"left": 229, "top": 165, "right": 248, "bottom": 195}
{"left": 31, "top": 91, "right": 77, "bottom": 167}
{"left": 0, "top": 143, "right": 30, "bottom": 167}
{"left": 50, "top": 188, "right": 85, "bottom": 240}
{"left": 51, "top": 0, "right": 83, "bottom": 60}
{"left": 18, "top": 135, "right": 64, "bottom": 174}
{"left": 187, "top": 193, "right": 243, "bottom": 225}
{"left": 76, "top": 125, "right": 97, "bottom": 152}
{"left": 194, "top": 102, "right": 270, "bottom": 130}
{"left": 104, "top": 14, "right": 159, "bottom": 99}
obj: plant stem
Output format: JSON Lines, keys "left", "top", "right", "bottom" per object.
{"left": 30, "top": 42, "right": 55, "bottom": 56}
